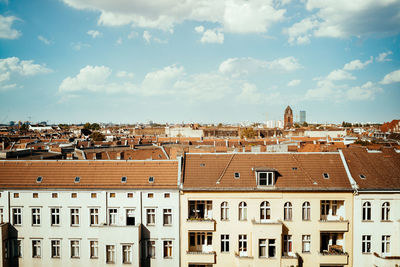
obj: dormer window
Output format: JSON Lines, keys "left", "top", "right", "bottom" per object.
{"left": 74, "top": 176, "right": 80, "bottom": 183}
{"left": 36, "top": 176, "right": 43, "bottom": 183}
{"left": 258, "top": 172, "right": 275, "bottom": 186}
{"left": 148, "top": 176, "right": 154, "bottom": 183}
{"left": 234, "top": 172, "right": 240, "bottom": 179}
{"left": 323, "top": 173, "right": 329, "bottom": 179}
{"left": 121, "top": 176, "right": 127, "bottom": 183}
{"left": 359, "top": 174, "right": 366, "bottom": 179}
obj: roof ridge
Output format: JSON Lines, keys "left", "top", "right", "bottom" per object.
{"left": 216, "top": 153, "right": 235, "bottom": 184}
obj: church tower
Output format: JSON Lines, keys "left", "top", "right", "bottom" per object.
{"left": 284, "top": 106, "right": 293, "bottom": 129}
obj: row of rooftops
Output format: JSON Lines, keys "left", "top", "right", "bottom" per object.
{"left": 0, "top": 147, "right": 398, "bottom": 191}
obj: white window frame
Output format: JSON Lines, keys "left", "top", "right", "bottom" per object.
{"left": 382, "top": 235, "right": 390, "bottom": 255}
{"left": 258, "top": 171, "right": 274, "bottom": 186}
{"left": 220, "top": 202, "right": 229, "bottom": 220}
{"left": 362, "top": 201, "right": 371, "bottom": 221}
{"left": 31, "top": 208, "right": 41, "bottom": 226}
{"left": 302, "top": 202, "right": 311, "bottom": 221}
{"left": 221, "top": 234, "right": 229, "bottom": 253}
{"left": 260, "top": 201, "right": 271, "bottom": 221}
{"left": 284, "top": 202, "right": 292, "bottom": 221}
{"left": 12, "top": 208, "right": 22, "bottom": 226}
{"left": 106, "top": 245, "right": 115, "bottom": 263}
{"left": 302, "top": 235, "right": 311, "bottom": 252}
{"left": 283, "top": 235, "right": 292, "bottom": 255}
{"left": 90, "top": 208, "right": 99, "bottom": 226}
{"left": 238, "top": 202, "right": 247, "bottom": 221}
{"left": 51, "top": 208, "right": 60, "bottom": 226}
{"left": 259, "top": 239, "right": 267, "bottom": 257}
{"left": 268, "top": 239, "right": 276, "bottom": 258}
{"left": 70, "top": 208, "right": 80, "bottom": 226}
{"left": 108, "top": 208, "right": 118, "bottom": 225}
{"left": 382, "top": 202, "right": 390, "bottom": 221}
{"left": 146, "top": 208, "right": 156, "bottom": 225}
{"left": 163, "top": 240, "right": 173, "bottom": 258}
{"left": 70, "top": 240, "right": 80, "bottom": 258}
{"left": 51, "top": 239, "right": 61, "bottom": 258}
{"left": 238, "top": 234, "right": 248, "bottom": 257}
{"left": 0, "top": 207, "right": 4, "bottom": 223}
{"left": 147, "top": 240, "right": 155, "bottom": 258}
{"left": 362, "top": 235, "right": 371, "bottom": 253}
{"left": 90, "top": 240, "right": 98, "bottom": 259}
{"left": 122, "top": 244, "right": 132, "bottom": 264}
{"left": 32, "top": 239, "right": 41, "bottom": 258}
{"left": 163, "top": 208, "right": 172, "bottom": 225}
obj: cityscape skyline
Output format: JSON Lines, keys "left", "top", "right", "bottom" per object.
{"left": 0, "top": 0, "right": 399, "bottom": 124}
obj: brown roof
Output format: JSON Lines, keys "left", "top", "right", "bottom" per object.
{"left": 0, "top": 160, "right": 179, "bottom": 189}
{"left": 183, "top": 153, "right": 351, "bottom": 191}
{"left": 342, "top": 147, "right": 400, "bottom": 190}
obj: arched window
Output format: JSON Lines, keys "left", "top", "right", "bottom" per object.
{"left": 260, "top": 201, "right": 271, "bottom": 221}
{"left": 284, "top": 202, "right": 292, "bottom": 221}
{"left": 239, "top": 202, "right": 247, "bottom": 221}
{"left": 382, "top": 202, "right": 390, "bottom": 221}
{"left": 362, "top": 201, "right": 371, "bottom": 221}
{"left": 221, "top": 201, "right": 229, "bottom": 220}
{"left": 302, "top": 202, "right": 310, "bottom": 221}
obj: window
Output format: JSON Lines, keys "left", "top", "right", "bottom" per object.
{"left": 109, "top": 193, "right": 116, "bottom": 198}
{"left": 302, "top": 202, "right": 311, "bottom": 221}
{"left": 109, "top": 209, "right": 118, "bottom": 225}
{"left": 106, "top": 245, "right": 115, "bottom": 263}
{"left": 382, "top": 235, "right": 390, "bottom": 254}
{"left": 221, "top": 234, "right": 229, "bottom": 252}
{"left": 147, "top": 193, "right": 154, "bottom": 198}
{"left": 302, "top": 235, "right": 311, "bottom": 252}
{"left": 260, "top": 201, "right": 271, "bottom": 221}
{"left": 163, "top": 241, "right": 172, "bottom": 258}
{"left": 51, "top": 240, "right": 61, "bottom": 258}
{"left": 147, "top": 240, "right": 155, "bottom": 258}
{"left": 71, "top": 193, "right": 77, "bottom": 198}
{"left": 126, "top": 209, "right": 135, "bottom": 226}
{"left": 268, "top": 239, "right": 276, "bottom": 257}
{"left": 15, "top": 239, "right": 22, "bottom": 258}
{"left": 70, "top": 240, "right": 80, "bottom": 258}
{"left": 121, "top": 176, "right": 127, "bottom": 183}
{"left": 382, "top": 202, "right": 390, "bottom": 221}
{"left": 122, "top": 245, "right": 132, "bottom": 263}
{"left": 362, "top": 201, "right": 371, "bottom": 221}
{"left": 14, "top": 193, "right": 19, "bottom": 198}
{"left": 51, "top": 208, "right": 60, "bottom": 226}
{"left": 12, "top": 208, "right": 22, "bottom": 225}
{"left": 321, "top": 200, "right": 330, "bottom": 217}
{"left": 91, "top": 193, "right": 97, "bottom": 198}
{"left": 90, "top": 240, "right": 98, "bottom": 258}
{"left": 163, "top": 209, "right": 172, "bottom": 225}
{"left": 0, "top": 208, "right": 3, "bottom": 223}
{"left": 283, "top": 235, "right": 292, "bottom": 255}
{"left": 239, "top": 202, "right": 247, "bottom": 221}
{"left": 36, "top": 176, "right": 42, "bottom": 183}
{"left": 258, "top": 172, "right": 274, "bottom": 186}
{"left": 259, "top": 239, "right": 267, "bottom": 257}
{"left": 359, "top": 174, "right": 366, "bottom": 179}
{"left": 146, "top": 209, "right": 155, "bottom": 225}
{"left": 90, "top": 208, "right": 99, "bottom": 225}
{"left": 33, "top": 193, "right": 38, "bottom": 198}
{"left": 221, "top": 202, "right": 229, "bottom": 220}
{"left": 234, "top": 172, "right": 240, "bottom": 179}
{"left": 70, "top": 209, "right": 79, "bottom": 226}
{"left": 32, "top": 208, "right": 41, "bottom": 226}
{"left": 238, "top": 235, "right": 247, "bottom": 256}
{"left": 149, "top": 176, "right": 154, "bottom": 183}
{"left": 74, "top": 176, "right": 80, "bottom": 183}
{"left": 32, "top": 240, "right": 41, "bottom": 258}
{"left": 323, "top": 173, "right": 329, "bottom": 179}
{"left": 127, "top": 193, "right": 134, "bottom": 198}
{"left": 284, "top": 202, "right": 292, "bottom": 221}
{"left": 332, "top": 200, "right": 338, "bottom": 215}
{"left": 362, "top": 235, "right": 371, "bottom": 253}
{"left": 188, "top": 200, "right": 213, "bottom": 219}
{"left": 164, "top": 193, "right": 170, "bottom": 198}
{"left": 52, "top": 193, "right": 58, "bottom": 198}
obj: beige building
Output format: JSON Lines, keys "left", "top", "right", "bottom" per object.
{"left": 180, "top": 152, "right": 354, "bottom": 267}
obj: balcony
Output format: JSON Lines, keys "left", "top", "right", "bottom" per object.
{"left": 186, "top": 251, "right": 216, "bottom": 264}
{"left": 319, "top": 220, "right": 349, "bottom": 232}
{"left": 251, "top": 219, "right": 283, "bottom": 233}
{"left": 318, "top": 252, "right": 348, "bottom": 265}
{"left": 281, "top": 255, "right": 299, "bottom": 266}
{"left": 186, "top": 219, "right": 216, "bottom": 231}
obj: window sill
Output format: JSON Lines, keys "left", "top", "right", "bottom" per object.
{"left": 302, "top": 219, "right": 311, "bottom": 222}
{"left": 71, "top": 257, "right": 80, "bottom": 259}
{"left": 51, "top": 256, "right": 61, "bottom": 259}
{"left": 71, "top": 225, "right": 80, "bottom": 227}
{"left": 381, "top": 220, "right": 392, "bottom": 222}
{"left": 146, "top": 224, "right": 155, "bottom": 226}
{"left": 362, "top": 220, "right": 373, "bottom": 222}
{"left": 163, "top": 224, "right": 172, "bottom": 227}
{"left": 51, "top": 225, "right": 61, "bottom": 227}
{"left": 32, "top": 225, "right": 41, "bottom": 227}
{"left": 302, "top": 251, "right": 311, "bottom": 254}
{"left": 163, "top": 257, "right": 173, "bottom": 259}
{"left": 90, "top": 257, "right": 99, "bottom": 259}
{"left": 362, "top": 252, "right": 371, "bottom": 255}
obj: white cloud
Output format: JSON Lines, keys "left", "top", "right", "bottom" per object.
{"left": 59, "top": 65, "right": 112, "bottom": 92}
{"left": 87, "top": 30, "right": 101, "bottom": 38}
{"left": 140, "top": 65, "right": 184, "bottom": 95}
{"left": 195, "top": 25, "right": 204, "bottom": 33}
{"left": 345, "top": 81, "right": 382, "bottom": 101}
{"left": 377, "top": 51, "right": 393, "bottom": 62}
{"left": 326, "top": 69, "right": 355, "bottom": 81}
{"left": 0, "top": 57, "right": 52, "bottom": 90}
{"left": 128, "top": 31, "right": 138, "bottom": 39}
{"left": 71, "top": 42, "right": 90, "bottom": 51}
{"left": 343, "top": 57, "right": 373, "bottom": 71}
{"left": 236, "top": 82, "right": 280, "bottom": 104}
{"left": 116, "top": 71, "right": 134, "bottom": 79}
{"left": 287, "top": 79, "right": 301, "bottom": 87}
{"left": 62, "top": 0, "right": 286, "bottom": 34}
{"left": 38, "top": 35, "right": 51, "bottom": 45}
{"left": 0, "top": 15, "right": 21, "bottom": 39}
{"left": 143, "top": 30, "right": 151, "bottom": 43}
{"left": 116, "top": 37, "right": 123, "bottom": 45}
{"left": 200, "top": 28, "right": 224, "bottom": 44}
{"left": 380, "top": 69, "right": 400, "bottom": 85}
{"left": 285, "top": 17, "right": 318, "bottom": 45}
{"left": 219, "top": 56, "right": 301, "bottom": 77}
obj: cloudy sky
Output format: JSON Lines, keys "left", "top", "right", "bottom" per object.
{"left": 0, "top": 0, "right": 399, "bottom": 124}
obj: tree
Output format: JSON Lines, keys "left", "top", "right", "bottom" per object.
{"left": 83, "top": 122, "right": 91, "bottom": 130}
{"left": 90, "top": 132, "right": 105, "bottom": 141}
{"left": 241, "top": 128, "right": 257, "bottom": 139}
{"left": 19, "top": 123, "right": 29, "bottom": 133}
{"left": 302, "top": 122, "right": 308, "bottom": 127}
{"left": 91, "top": 123, "right": 100, "bottom": 130}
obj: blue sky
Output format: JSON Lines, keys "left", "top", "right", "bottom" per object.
{"left": 0, "top": 0, "right": 399, "bottom": 124}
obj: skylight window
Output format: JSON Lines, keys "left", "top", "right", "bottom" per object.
{"left": 148, "top": 176, "right": 154, "bottom": 183}
{"left": 359, "top": 174, "right": 366, "bottom": 179}
{"left": 36, "top": 176, "right": 43, "bottom": 183}
{"left": 292, "top": 167, "right": 298, "bottom": 170}
{"left": 200, "top": 163, "right": 205, "bottom": 167}
{"left": 121, "top": 176, "right": 127, "bottom": 183}
{"left": 234, "top": 172, "right": 240, "bottom": 179}
{"left": 74, "top": 176, "right": 80, "bottom": 183}
{"left": 323, "top": 173, "right": 329, "bottom": 179}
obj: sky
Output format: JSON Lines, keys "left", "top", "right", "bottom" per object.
{"left": 0, "top": 0, "right": 399, "bottom": 125}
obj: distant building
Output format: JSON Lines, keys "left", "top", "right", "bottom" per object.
{"left": 266, "top": 120, "right": 283, "bottom": 129}
{"left": 300, "top": 110, "right": 306, "bottom": 124}
{"left": 284, "top": 106, "right": 293, "bottom": 129}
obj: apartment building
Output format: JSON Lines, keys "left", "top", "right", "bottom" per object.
{"left": 180, "top": 152, "right": 354, "bottom": 267}
{"left": 0, "top": 160, "right": 181, "bottom": 267}
{"left": 343, "top": 147, "right": 400, "bottom": 267}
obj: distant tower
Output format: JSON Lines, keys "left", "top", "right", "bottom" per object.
{"left": 284, "top": 106, "right": 293, "bottom": 128}
{"left": 300, "top": 110, "right": 306, "bottom": 124}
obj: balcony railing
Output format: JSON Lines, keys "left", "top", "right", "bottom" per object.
{"left": 186, "top": 218, "right": 216, "bottom": 231}
{"left": 319, "top": 219, "right": 349, "bottom": 232}
{"left": 318, "top": 251, "right": 348, "bottom": 265}
{"left": 186, "top": 251, "right": 216, "bottom": 264}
